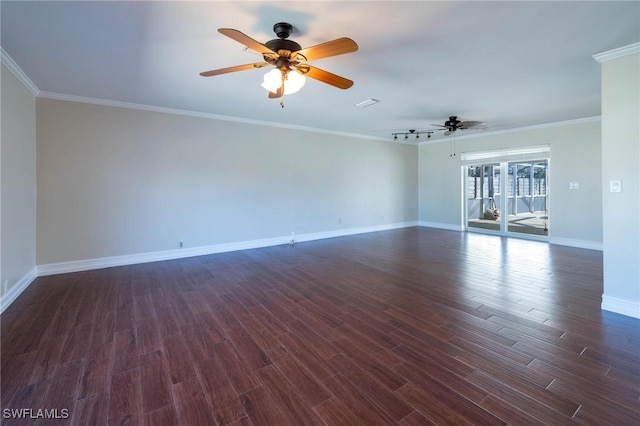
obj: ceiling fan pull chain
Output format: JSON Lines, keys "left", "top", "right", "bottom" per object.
{"left": 452, "top": 133, "right": 456, "bottom": 158}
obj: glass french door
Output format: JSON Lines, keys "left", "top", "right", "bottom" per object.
{"left": 506, "top": 160, "right": 548, "bottom": 236}
{"left": 466, "top": 159, "right": 549, "bottom": 238}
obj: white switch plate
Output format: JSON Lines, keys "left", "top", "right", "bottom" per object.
{"left": 569, "top": 182, "right": 579, "bottom": 190}
{"left": 610, "top": 180, "right": 622, "bottom": 193}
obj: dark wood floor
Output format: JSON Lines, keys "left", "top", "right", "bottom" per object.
{"left": 2, "top": 227, "right": 639, "bottom": 425}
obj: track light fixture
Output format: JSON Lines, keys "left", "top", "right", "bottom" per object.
{"left": 391, "top": 129, "right": 434, "bottom": 141}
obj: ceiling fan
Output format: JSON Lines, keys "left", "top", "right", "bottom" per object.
{"left": 430, "top": 116, "right": 487, "bottom": 136}
{"left": 200, "top": 22, "right": 358, "bottom": 99}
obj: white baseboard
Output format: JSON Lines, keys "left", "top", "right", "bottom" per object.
{"left": 37, "top": 221, "right": 419, "bottom": 277}
{"left": 602, "top": 295, "right": 640, "bottom": 319}
{"left": 37, "top": 235, "right": 289, "bottom": 276}
{"left": 296, "top": 221, "right": 419, "bottom": 243}
{"left": 418, "top": 221, "right": 463, "bottom": 232}
{"left": 0, "top": 267, "right": 38, "bottom": 314}
{"left": 549, "top": 237, "right": 603, "bottom": 251}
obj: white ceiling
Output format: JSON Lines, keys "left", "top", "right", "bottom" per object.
{"left": 2, "top": 1, "right": 639, "bottom": 142}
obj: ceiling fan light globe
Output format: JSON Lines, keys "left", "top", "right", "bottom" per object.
{"left": 284, "top": 69, "right": 306, "bottom": 94}
{"left": 261, "top": 68, "right": 283, "bottom": 94}
{"left": 261, "top": 68, "right": 306, "bottom": 95}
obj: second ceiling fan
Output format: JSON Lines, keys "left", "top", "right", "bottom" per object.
{"left": 431, "top": 116, "right": 487, "bottom": 136}
{"left": 200, "top": 22, "right": 358, "bottom": 99}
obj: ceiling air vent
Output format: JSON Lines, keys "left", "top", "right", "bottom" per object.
{"left": 354, "top": 98, "right": 380, "bottom": 108}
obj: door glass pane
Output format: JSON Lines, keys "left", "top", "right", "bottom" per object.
{"left": 467, "top": 163, "right": 500, "bottom": 232}
{"left": 507, "top": 160, "right": 548, "bottom": 236}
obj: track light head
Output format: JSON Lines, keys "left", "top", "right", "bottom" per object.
{"left": 392, "top": 130, "right": 435, "bottom": 141}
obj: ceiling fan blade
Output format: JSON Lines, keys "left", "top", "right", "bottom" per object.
{"left": 218, "top": 28, "right": 277, "bottom": 58}
{"left": 430, "top": 124, "right": 447, "bottom": 128}
{"left": 268, "top": 87, "right": 283, "bottom": 99}
{"left": 459, "top": 120, "right": 484, "bottom": 128}
{"left": 200, "top": 62, "right": 269, "bottom": 77}
{"left": 291, "top": 37, "right": 358, "bottom": 62}
{"left": 295, "top": 65, "right": 353, "bottom": 89}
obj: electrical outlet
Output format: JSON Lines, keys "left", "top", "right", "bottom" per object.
{"left": 569, "top": 182, "right": 579, "bottom": 190}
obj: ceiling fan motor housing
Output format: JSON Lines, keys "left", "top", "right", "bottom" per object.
{"left": 265, "top": 38, "right": 302, "bottom": 55}
{"left": 273, "top": 22, "right": 293, "bottom": 39}
{"left": 265, "top": 23, "right": 302, "bottom": 61}
{"left": 445, "top": 116, "right": 461, "bottom": 131}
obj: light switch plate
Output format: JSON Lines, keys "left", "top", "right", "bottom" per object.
{"left": 610, "top": 180, "right": 622, "bottom": 192}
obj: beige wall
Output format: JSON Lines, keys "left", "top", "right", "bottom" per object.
{"left": 600, "top": 50, "right": 640, "bottom": 317}
{"left": 419, "top": 119, "right": 602, "bottom": 246}
{"left": 36, "top": 98, "right": 418, "bottom": 264}
{"left": 1, "top": 63, "right": 37, "bottom": 298}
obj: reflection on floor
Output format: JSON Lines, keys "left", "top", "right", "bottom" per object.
{"left": 468, "top": 211, "right": 548, "bottom": 236}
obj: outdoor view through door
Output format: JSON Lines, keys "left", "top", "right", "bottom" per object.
{"left": 463, "top": 147, "right": 550, "bottom": 239}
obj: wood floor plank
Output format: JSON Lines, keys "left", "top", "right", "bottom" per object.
{"left": 42, "top": 359, "right": 83, "bottom": 414}
{"left": 313, "top": 397, "right": 367, "bottom": 426}
{"left": 248, "top": 304, "right": 289, "bottom": 337}
{"left": 135, "top": 317, "right": 162, "bottom": 356}
{"left": 466, "top": 369, "right": 579, "bottom": 421}
{"left": 332, "top": 324, "right": 402, "bottom": 366}
{"left": 547, "top": 379, "right": 640, "bottom": 424}
{"left": 392, "top": 344, "right": 487, "bottom": 403}
{"left": 73, "top": 394, "right": 110, "bottom": 426}
{"left": 211, "top": 340, "right": 262, "bottom": 395}
{"left": 478, "top": 394, "right": 549, "bottom": 426}
{"left": 29, "top": 338, "right": 64, "bottom": 385}
{"left": 143, "top": 405, "right": 179, "bottom": 426}
{"left": 329, "top": 354, "right": 414, "bottom": 421}
{"left": 321, "top": 372, "right": 399, "bottom": 425}
{"left": 226, "top": 326, "right": 272, "bottom": 371}
{"left": 332, "top": 337, "right": 408, "bottom": 391}
{"left": 2, "top": 228, "right": 638, "bottom": 424}
{"left": 162, "top": 334, "right": 195, "bottom": 385}
{"left": 196, "top": 354, "right": 247, "bottom": 425}
{"left": 271, "top": 351, "right": 332, "bottom": 406}
{"left": 6, "top": 379, "right": 52, "bottom": 421}
{"left": 254, "top": 364, "right": 325, "bottom": 425}
{"left": 108, "top": 367, "right": 142, "bottom": 425}
{"left": 240, "top": 386, "right": 290, "bottom": 426}
{"left": 139, "top": 350, "right": 172, "bottom": 414}
{"left": 395, "top": 363, "right": 506, "bottom": 425}
{"left": 78, "top": 342, "right": 114, "bottom": 400}
{"left": 236, "top": 312, "right": 280, "bottom": 351}
{"left": 175, "top": 394, "right": 219, "bottom": 426}
{"left": 396, "top": 383, "right": 474, "bottom": 425}
{"left": 277, "top": 332, "right": 336, "bottom": 381}
{"left": 112, "top": 328, "right": 138, "bottom": 373}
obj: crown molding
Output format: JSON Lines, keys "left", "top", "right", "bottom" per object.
{"left": 593, "top": 42, "right": 640, "bottom": 63}
{"left": 418, "top": 116, "right": 601, "bottom": 146}
{"left": 0, "top": 48, "right": 40, "bottom": 96}
{"left": 37, "top": 91, "right": 388, "bottom": 142}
